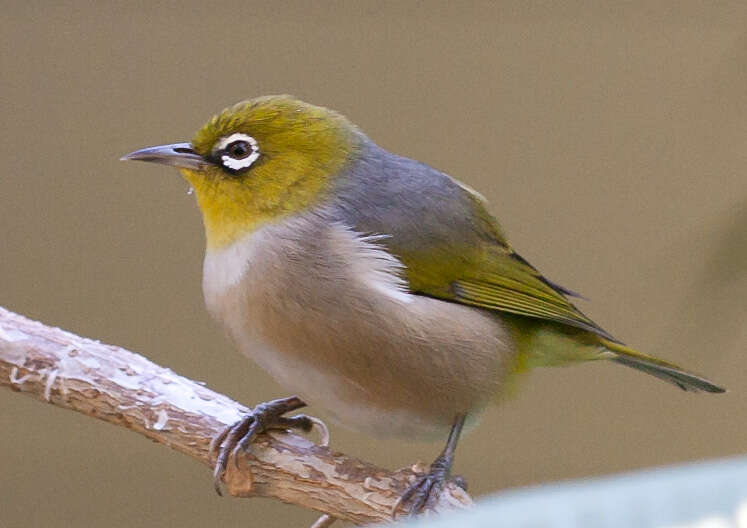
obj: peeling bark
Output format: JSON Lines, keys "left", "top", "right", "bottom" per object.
{"left": 0, "top": 307, "right": 471, "bottom": 524}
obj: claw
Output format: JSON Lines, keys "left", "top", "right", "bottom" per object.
{"left": 393, "top": 414, "right": 467, "bottom": 517}
{"left": 210, "top": 396, "right": 324, "bottom": 495}
{"left": 212, "top": 459, "right": 225, "bottom": 496}
{"left": 211, "top": 417, "right": 251, "bottom": 495}
{"left": 307, "top": 416, "right": 330, "bottom": 446}
{"left": 309, "top": 514, "right": 336, "bottom": 528}
{"left": 393, "top": 467, "right": 451, "bottom": 518}
{"left": 393, "top": 466, "right": 466, "bottom": 518}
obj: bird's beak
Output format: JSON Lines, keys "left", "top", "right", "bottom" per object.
{"left": 120, "top": 143, "right": 209, "bottom": 170}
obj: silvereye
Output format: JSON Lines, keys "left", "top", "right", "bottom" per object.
{"left": 122, "top": 96, "right": 724, "bottom": 514}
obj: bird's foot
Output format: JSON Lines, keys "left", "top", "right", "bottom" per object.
{"left": 209, "top": 396, "right": 328, "bottom": 495}
{"left": 393, "top": 455, "right": 468, "bottom": 517}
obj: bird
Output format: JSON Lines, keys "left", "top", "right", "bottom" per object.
{"left": 121, "top": 95, "right": 725, "bottom": 514}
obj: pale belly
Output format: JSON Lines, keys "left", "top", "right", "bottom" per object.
{"left": 202, "top": 219, "right": 516, "bottom": 439}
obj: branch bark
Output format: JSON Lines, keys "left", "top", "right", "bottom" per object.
{"left": 0, "top": 306, "right": 471, "bottom": 525}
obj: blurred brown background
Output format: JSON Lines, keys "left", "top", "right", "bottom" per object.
{"left": 1, "top": 1, "right": 745, "bottom": 526}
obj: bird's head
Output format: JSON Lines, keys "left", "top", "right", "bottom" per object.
{"left": 122, "top": 95, "right": 360, "bottom": 249}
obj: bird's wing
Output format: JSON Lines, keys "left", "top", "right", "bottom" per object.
{"left": 393, "top": 190, "right": 615, "bottom": 341}
{"left": 430, "top": 248, "right": 613, "bottom": 340}
{"left": 333, "top": 145, "right": 613, "bottom": 340}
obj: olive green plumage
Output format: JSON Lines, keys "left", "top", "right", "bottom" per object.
{"left": 367, "top": 180, "right": 722, "bottom": 391}
{"left": 122, "top": 95, "right": 724, "bottom": 511}
{"left": 123, "top": 95, "right": 725, "bottom": 396}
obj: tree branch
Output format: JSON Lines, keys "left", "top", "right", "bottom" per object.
{"left": 0, "top": 306, "right": 471, "bottom": 525}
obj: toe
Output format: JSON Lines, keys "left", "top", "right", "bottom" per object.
{"left": 408, "top": 478, "right": 434, "bottom": 518}
{"left": 395, "top": 466, "right": 455, "bottom": 517}
{"left": 392, "top": 478, "right": 418, "bottom": 518}
{"left": 453, "top": 475, "right": 468, "bottom": 491}
{"left": 423, "top": 478, "right": 444, "bottom": 511}
{"left": 212, "top": 459, "right": 225, "bottom": 496}
{"left": 232, "top": 420, "right": 262, "bottom": 468}
{"left": 209, "top": 423, "right": 232, "bottom": 463}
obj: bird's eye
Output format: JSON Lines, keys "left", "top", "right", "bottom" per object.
{"left": 226, "top": 140, "right": 250, "bottom": 159}
{"left": 214, "top": 133, "right": 260, "bottom": 173}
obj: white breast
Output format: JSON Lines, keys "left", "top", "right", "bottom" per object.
{"left": 203, "top": 219, "right": 413, "bottom": 316}
{"left": 200, "top": 215, "right": 513, "bottom": 439}
{"left": 203, "top": 227, "right": 268, "bottom": 304}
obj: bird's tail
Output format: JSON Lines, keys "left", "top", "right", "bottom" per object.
{"left": 601, "top": 339, "right": 725, "bottom": 393}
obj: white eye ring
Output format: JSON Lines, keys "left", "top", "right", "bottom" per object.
{"left": 215, "top": 133, "right": 260, "bottom": 171}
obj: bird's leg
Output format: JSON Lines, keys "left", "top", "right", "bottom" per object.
{"left": 394, "top": 414, "right": 468, "bottom": 517}
{"left": 209, "top": 395, "right": 328, "bottom": 495}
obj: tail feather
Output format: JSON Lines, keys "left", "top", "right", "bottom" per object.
{"left": 601, "top": 339, "right": 725, "bottom": 393}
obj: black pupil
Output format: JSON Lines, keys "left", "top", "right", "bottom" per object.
{"left": 228, "top": 141, "right": 250, "bottom": 158}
